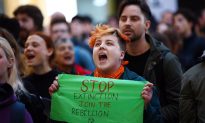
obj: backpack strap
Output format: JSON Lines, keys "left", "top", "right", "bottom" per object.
{"left": 10, "top": 102, "right": 25, "bottom": 123}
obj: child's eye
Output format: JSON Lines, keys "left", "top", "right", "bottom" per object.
{"left": 94, "top": 43, "right": 101, "bottom": 47}
{"left": 107, "top": 42, "right": 113, "bottom": 46}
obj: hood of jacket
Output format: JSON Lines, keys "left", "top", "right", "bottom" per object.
{"left": 0, "top": 83, "right": 16, "bottom": 109}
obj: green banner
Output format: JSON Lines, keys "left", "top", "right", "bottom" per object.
{"left": 50, "top": 74, "right": 146, "bottom": 123}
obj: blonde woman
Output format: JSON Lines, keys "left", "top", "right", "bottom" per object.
{"left": 0, "top": 37, "right": 33, "bottom": 123}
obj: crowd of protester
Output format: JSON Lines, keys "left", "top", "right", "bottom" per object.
{"left": 1, "top": 0, "right": 205, "bottom": 122}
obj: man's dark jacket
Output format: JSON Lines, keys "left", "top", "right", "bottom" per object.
{"left": 180, "top": 52, "right": 205, "bottom": 123}
{"left": 120, "top": 67, "right": 163, "bottom": 123}
{"left": 127, "top": 34, "right": 182, "bottom": 123}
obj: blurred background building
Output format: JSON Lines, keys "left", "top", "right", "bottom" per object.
{"left": 0, "top": 0, "right": 204, "bottom": 25}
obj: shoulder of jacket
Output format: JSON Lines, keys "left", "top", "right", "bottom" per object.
{"left": 123, "top": 68, "right": 145, "bottom": 81}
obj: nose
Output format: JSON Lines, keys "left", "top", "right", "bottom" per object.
{"left": 25, "top": 44, "right": 33, "bottom": 51}
{"left": 124, "top": 18, "right": 131, "bottom": 26}
{"left": 24, "top": 46, "right": 30, "bottom": 54}
{"left": 18, "top": 20, "right": 24, "bottom": 28}
{"left": 99, "top": 43, "right": 105, "bottom": 50}
{"left": 65, "top": 47, "right": 71, "bottom": 54}
{"left": 173, "top": 22, "right": 179, "bottom": 29}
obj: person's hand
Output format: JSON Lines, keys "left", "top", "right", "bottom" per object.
{"left": 49, "top": 77, "right": 59, "bottom": 95}
{"left": 141, "top": 82, "right": 153, "bottom": 108}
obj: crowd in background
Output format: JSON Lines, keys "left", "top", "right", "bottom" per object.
{"left": 1, "top": 0, "right": 205, "bottom": 123}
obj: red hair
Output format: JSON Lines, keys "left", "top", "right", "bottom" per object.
{"left": 89, "top": 24, "right": 130, "bottom": 48}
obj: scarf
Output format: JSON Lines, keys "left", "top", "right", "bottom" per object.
{"left": 94, "top": 65, "right": 125, "bottom": 79}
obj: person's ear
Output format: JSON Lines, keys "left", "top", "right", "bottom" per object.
{"left": 47, "top": 48, "right": 54, "bottom": 56}
{"left": 188, "top": 21, "right": 193, "bottom": 29}
{"left": 145, "top": 20, "right": 151, "bottom": 32}
{"left": 7, "top": 58, "right": 14, "bottom": 69}
{"left": 120, "top": 51, "right": 125, "bottom": 60}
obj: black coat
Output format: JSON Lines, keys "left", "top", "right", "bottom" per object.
{"left": 16, "top": 89, "right": 49, "bottom": 123}
{"left": 120, "top": 67, "right": 163, "bottom": 123}
{"left": 130, "top": 34, "right": 182, "bottom": 123}
{"left": 180, "top": 55, "right": 205, "bottom": 123}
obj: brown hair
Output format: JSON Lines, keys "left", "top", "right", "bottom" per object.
{"left": 0, "top": 28, "right": 21, "bottom": 61}
{"left": 13, "top": 5, "right": 43, "bottom": 31}
{"left": 118, "top": 0, "right": 152, "bottom": 20}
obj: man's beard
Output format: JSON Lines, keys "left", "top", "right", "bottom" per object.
{"left": 122, "top": 27, "right": 142, "bottom": 42}
{"left": 129, "top": 34, "right": 142, "bottom": 42}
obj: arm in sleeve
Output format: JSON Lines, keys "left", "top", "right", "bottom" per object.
{"left": 144, "top": 87, "right": 164, "bottom": 123}
{"left": 161, "top": 53, "right": 183, "bottom": 122}
{"left": 180, "top": 75, "right": 197, "bottom": 123}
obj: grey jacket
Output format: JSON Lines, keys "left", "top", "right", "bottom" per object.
{"left": 143, "top": 34, "right": 183, "bottom": 123}
{"left": 180, "top": 52, "right": 205, "bottom": 123}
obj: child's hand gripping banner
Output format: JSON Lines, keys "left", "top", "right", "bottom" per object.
{"left": 50, "top": 74, "right": 146, "bottom": 123}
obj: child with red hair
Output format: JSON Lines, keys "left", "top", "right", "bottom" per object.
{"left": 49, "top": 25, "right": 163, "bottom": 123}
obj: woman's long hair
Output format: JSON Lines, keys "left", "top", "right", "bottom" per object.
{"left": 0, "top": 37, "right": 24, "bottom": 91}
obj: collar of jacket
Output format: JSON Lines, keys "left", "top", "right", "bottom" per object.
{"left": 199, "top": 50, "right": 205, "bottom": 62}
{"left": 143, "top": 34, "right": 169, "bottom": 77}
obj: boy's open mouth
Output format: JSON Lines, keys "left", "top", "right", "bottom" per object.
{"left": 98, "top": 53, "right": 107, "bottom": 63}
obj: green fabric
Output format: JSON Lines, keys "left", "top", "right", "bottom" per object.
{"left": 50, "top": 74, "right": 146, "bottom": 123}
